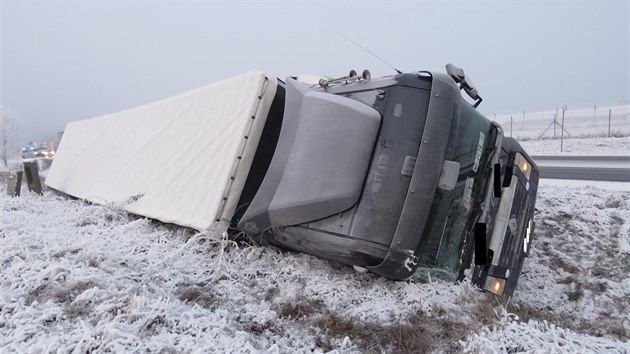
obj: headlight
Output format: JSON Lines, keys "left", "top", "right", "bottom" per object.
{"left": 484, "top": 275, "right": 506, "bottom": 296}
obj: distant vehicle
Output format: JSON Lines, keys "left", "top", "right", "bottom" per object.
{"left": 21, "top": 146, "right": 55, "bottom": 159}
{"left": 21, "top": 146, "right": 35, "bottom": 158}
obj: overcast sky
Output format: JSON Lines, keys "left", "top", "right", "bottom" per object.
{"left": 1, "top": 1, "right": 628, "bottom": 145}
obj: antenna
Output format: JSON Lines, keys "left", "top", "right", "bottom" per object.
{"left": 335, "top": 31, "right": 402, "bottom": 74}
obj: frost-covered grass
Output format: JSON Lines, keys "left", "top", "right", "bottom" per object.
{"left": 0, "top": 191, "right": 492, "bottom": 353}
{"left": 2, "top": 178, "right": 629, "bottom": 352}
{"left": 511, "top": 186, "right": 630, "bottom": 340}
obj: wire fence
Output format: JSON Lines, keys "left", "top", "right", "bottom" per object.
{"left": 491, "top": 104, "right": 630, "bottom": 141}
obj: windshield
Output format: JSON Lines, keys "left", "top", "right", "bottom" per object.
{"left": 412, "top": 101, "right": 496, "bottom": 281}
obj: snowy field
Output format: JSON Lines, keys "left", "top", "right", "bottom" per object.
{"left": 492, "top": 104, "right": 630, "bottom": 141}
{"left": 521, "top": 136, "right": 630, "bottom": 156}
{"left": 1, "top": 137, "right": 630, "bottom": 353}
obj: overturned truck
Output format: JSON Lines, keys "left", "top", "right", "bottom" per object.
{"left": 47, "top": 66, "right": 538, "bottom": 297}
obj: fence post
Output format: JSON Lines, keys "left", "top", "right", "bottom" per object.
{"left": 561, "top": 106, "right": 566, "bottom": 152}
{"left": 608, "top": 109, "right": 611, "bottom": 137}
{"left": 23, "top": 161, "right": 43, "bottom": 195}
{"left": 7, "top": 170, "right": 23, "bottom": 197}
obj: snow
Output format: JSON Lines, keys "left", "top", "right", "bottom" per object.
{"left": 2, "top": 122, "right": 630, "bottom": 352}
{"left": 463, "top": 317, "right": 629, "bottom": 353}
{"left": 539, "top": 179, "right": 630, "bottom": 192}
{"left": 511, "top": 185, "right": 630, "bottom": 335}
{"left": 1, "top": 191, "right": 488, "bottom": 353}
{"left": 493, "top": 104, "right": 630, "bottom": 141}
{"left": 520, "top": 136, "right": 630, "bottom": 156}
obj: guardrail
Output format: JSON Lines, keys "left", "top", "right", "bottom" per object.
{"left": 531, "top": 155, "right": 630, "bottom": 182}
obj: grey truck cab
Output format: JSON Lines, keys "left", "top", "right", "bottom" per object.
{"left": 231, "top": 65, "right": 539, "bottom": 297}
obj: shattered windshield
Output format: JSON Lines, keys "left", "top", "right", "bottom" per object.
{"left": 412, "top": 102, "right": 496, "bottom": 281}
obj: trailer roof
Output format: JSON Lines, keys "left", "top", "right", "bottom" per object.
{"left": 46, "top": 70, "right": 278, "bottom": 232}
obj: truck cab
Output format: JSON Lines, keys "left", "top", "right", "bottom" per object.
{"left": 232, "top": 65, "right": 539, "bottom": 297}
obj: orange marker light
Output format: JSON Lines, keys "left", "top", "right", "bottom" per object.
{"left": 521, "top": 162, "right": 529, "bottom": 173}
{"left": 494, "top": 280, "right": 501, "bottom": 292}
{"left": 484, "top": 276, "right": 506, "bottom": 296}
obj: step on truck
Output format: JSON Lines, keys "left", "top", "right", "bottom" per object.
{"left": 46, "top": 65, "right": 539, "bottom": 297}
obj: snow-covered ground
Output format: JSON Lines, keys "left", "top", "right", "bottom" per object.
{"left": 1, "top": 138, "right": 629, "bottom": 353}
{"left": 492, "top": 104, "right": 630, "bottom": 141}
{"left": 520, "top": 136, "right": 630, "bottom": 156}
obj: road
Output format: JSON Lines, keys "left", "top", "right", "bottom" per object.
{"left": 531, "top": 155, "right": 630, "bottom": 182}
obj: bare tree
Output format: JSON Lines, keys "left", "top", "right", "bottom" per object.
{"left": 0, "top": 106, "right": 18, "bottom": 167}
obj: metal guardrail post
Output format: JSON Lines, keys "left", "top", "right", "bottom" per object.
{"left": 7, "top": 170, "right": 23, "bottom": 196}
{"left": 23, "top": 161, "right": 43, "bottom": 195}
{"left": 608, "top": 109, "right": 611, "bottom": 137}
